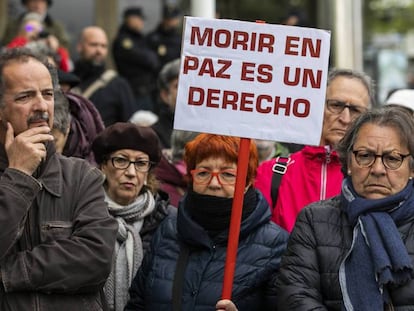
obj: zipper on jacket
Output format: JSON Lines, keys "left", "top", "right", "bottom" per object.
{"left": 41, "top": 222, "right": 73, "bottom": 230}
{"left": 34, "top": 293, "right": 40, "bottom": 310}
{"left": 320, "top": 145, "right": 331, "bottom": 199}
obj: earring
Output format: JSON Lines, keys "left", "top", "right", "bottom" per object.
{"left": 347, "top": 170, "right": 351, "bottom": 175}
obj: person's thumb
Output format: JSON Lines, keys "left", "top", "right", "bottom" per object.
{"left": 4, "top": 122, "right": 14, "bottom": 150}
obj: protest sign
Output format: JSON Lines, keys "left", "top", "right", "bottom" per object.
{"left": 173, "top": 16, "right": 331, "bottom": 300}
{"left": 174, "top": 16, "right": 331, "bottom": 146}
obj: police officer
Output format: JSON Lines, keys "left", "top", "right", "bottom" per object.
{"left": 113, "top": 7, "right": 160, "bottom": 112}
{"left": 147, "top": 5, "right": 183, "bottom": 71}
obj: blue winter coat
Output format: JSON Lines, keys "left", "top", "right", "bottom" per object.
{"left": 124, "top": 189, "right": 288, "bottom": 311}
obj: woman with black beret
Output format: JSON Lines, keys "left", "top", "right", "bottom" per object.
{"left": 92, "top": 122, "right": 174, "bottom": 311}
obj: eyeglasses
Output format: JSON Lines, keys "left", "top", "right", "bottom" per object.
{"left": 190, "top": 168, "right": 237, "bottom": 185}
{"left": 110, "top": 157, "right": 153, "bottom": 172}
{"left": 352, "top": 150, "right": 411, "bottom": 170}
{"left": 326, "top": 99, "right": 368, "bottom": 118}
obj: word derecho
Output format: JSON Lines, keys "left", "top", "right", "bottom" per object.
{"left": 182, "top": 26, "right": 323, "bottom": 117}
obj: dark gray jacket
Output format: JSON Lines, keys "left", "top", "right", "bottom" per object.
{"left": 276, "top": 196, "right": 414, "bottom": 310}
{"left": 0, "top": 143, "right": 118, "bottom": 311}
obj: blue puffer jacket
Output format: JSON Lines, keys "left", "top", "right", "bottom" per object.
{"left": 124, "top": 189, "right": 288, "bottom": 311}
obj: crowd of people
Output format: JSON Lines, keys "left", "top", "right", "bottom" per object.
{"left": 0, "top": 1, "right": 414, "bottom": 311}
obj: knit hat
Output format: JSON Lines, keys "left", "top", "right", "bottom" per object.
{"left": 129, "top": 110, "right": 159, "bottom": 127}
{"left": 92, "top": 122, "right": 161, "bottom": 165}
{"left": 385, "top": 89, "right": 414, "bottom": 112}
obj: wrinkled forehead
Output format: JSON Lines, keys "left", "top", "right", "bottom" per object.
{"left": 327, "top": 76, "right": 371, "bottom": 107}
{"left": 3, "top": 59, "right": 52, "bottom": 90}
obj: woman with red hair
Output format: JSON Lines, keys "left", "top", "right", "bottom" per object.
{"left": 125, "top": 133, "right": 288, "bottom": 311}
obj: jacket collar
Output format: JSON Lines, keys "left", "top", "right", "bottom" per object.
{"left": 302, "top": 145, "right": 340, "bottom": 161}
{"left": 0, "top": 141, "right": 62, "bottom": 197}
{"left": 177, "top": 189, "right": 271, "bottom": 248}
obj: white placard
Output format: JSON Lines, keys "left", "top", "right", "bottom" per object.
{"left": 174, "top": 17, "right": 331, "bottom": 145}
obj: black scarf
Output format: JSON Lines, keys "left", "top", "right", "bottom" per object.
{"left": 184, "top": 187, "right": 257, "bottom": 236}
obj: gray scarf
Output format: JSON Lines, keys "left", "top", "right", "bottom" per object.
{"left": 104, "top": 190, "right": 156, "bottom": 311}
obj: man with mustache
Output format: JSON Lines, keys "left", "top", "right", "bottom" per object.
{"left": 72, "top": 26, "right": 137, "bottom": 126}
{"left": 255, "top": 68, "right": 374, "bottom": 232}
{"left": 0, "top": 47, "right": 118, "bottom": 311}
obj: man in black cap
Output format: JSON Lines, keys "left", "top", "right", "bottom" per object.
{"left": 113, "top": 7, "right": 160, "bottom": 113}
{"left": 147, "top": 4, "right": 183, "bottom": 70}
{"left": 2, "top": 0, "right": 70, "bottom": 48}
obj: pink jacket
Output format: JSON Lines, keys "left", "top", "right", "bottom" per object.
{"left": 254, "top": 145, "right": 343, "bottom": 232}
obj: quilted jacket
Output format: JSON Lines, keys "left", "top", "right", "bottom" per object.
{"left": 125, "top": 189, "right": 288, "bottom": 311}
{"left": 276, "top": 196, "right": 414, "bottom": 310}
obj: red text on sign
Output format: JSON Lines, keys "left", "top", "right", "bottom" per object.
{"left": 188, "top": 87, "right": 310, "bottom": 117}
{"left": 183, "top": 56, "right": 232, "bottom": 79}
{"left": 285, "top": 36, "right": 321, "bottom": 58}
{"left": 241, "top": 62, "right": 273, "bottom": 83}
{"left": 283, "top": 67, "right": 322, "bottom": 88}
{"left": 190, "top": 26, "right": 275, "bottom": 52}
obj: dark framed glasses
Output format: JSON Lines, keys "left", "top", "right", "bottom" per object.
{"left": 352, "top": 150, "right": 411, "bottom": 170}
{"left": 326, "top": 99, "right": 368, "bottom": 118}
{"left": 110, "top": 157, "right": 153, "bottom": 172}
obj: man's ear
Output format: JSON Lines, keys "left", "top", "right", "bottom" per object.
{"left": 160, "top": 88, "right": 169, "bottom": 104}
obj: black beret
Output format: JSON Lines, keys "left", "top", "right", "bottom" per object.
{"left": 124, "top": 7, "right": 145, "bottom": 19}
{"left": 22, "top": 0, "right": 52, "bottom": 6}
{"left": 92, "top": 122, "right": 161, "bottom": 165}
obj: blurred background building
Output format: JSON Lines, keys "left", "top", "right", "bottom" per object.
{"left": 1, "top": 0, "right": 414, "bottom": 105}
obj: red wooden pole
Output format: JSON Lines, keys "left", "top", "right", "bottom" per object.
{"left": 221, "top": 19, "right": 264, "bottom": 299}
{"left": 221, "top": 137, "right": 251, "bottom": 299}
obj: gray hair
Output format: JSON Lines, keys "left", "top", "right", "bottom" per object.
{"left": 171, "top": 130, "right": 199, "bottom": 162}
{"left": 327, "top": 68, "right": 376, "bottom": 108}
{"left": 336, "top": 106, "right": 414, "bottom": 174}
{"left": 0, "top": 47, "right": 59, "bottom": 107}
{"left": 157, "top": 58, "right": 180, "bottom": 91}
{"left": 53, "top": 90, "right": 71, "bottom": 134}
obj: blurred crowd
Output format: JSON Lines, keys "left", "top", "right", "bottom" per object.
{"left": 1, "top": 1, "right": 414, "bottom": 311}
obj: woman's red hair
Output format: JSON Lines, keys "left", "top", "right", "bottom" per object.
{"left": 184, "top": 134, "right": 258, "bottom": 185}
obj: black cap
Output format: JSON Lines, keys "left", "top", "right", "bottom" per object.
{"left": 22, "top": 0, "right": 52, "bottom": 6}
{"left": 57, "top": 69, "right": 80, "bottom": 88}
{"left": 163, "top": 5, "right": 182, "bottom": 19}
{"left": 123, "top": 7, "right": 145, "bottom": 19}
